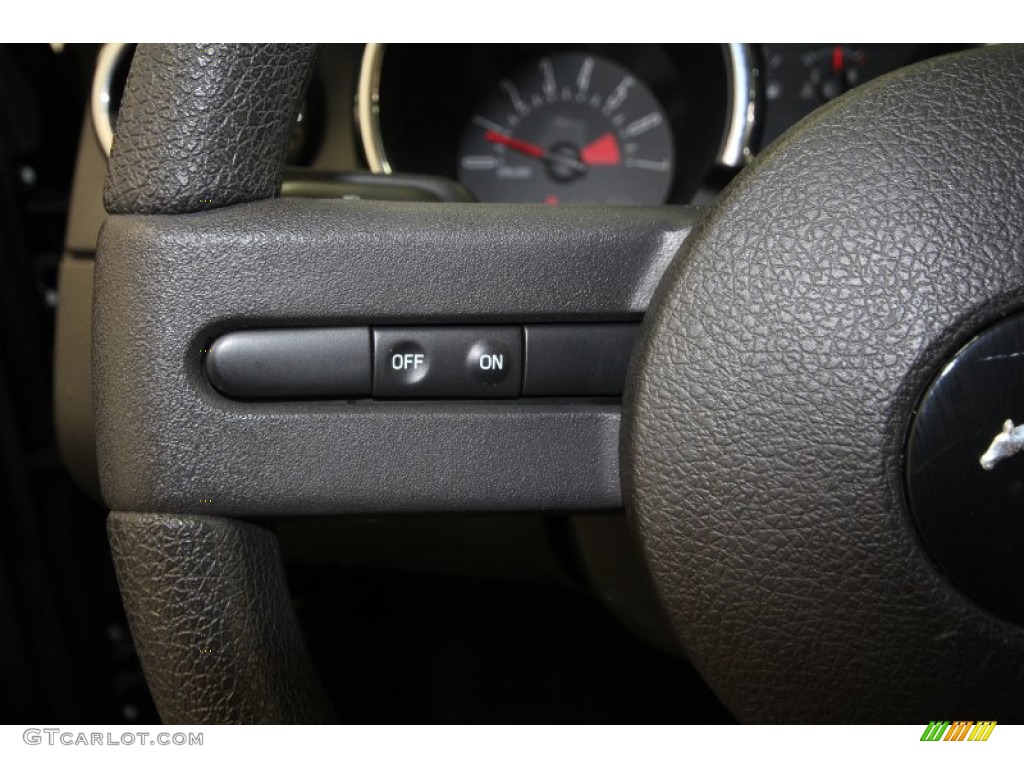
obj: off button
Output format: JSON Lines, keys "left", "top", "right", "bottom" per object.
{"left": 386, "top": 340, "right": 430, "bottom": 385}
{"left": 373, "top": 327, "right": 522, "bottom": 398}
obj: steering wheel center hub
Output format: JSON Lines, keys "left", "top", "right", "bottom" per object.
{"left": 907, "top": 313, "right": 1024, "bottom": 625}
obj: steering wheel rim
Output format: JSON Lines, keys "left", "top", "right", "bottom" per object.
{"left": 97, "top": 43, "right": 1024, "bottom": 723}
{"left": 101, "top": 44, "right": 334, "bottom": 724}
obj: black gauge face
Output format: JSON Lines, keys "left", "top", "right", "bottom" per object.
{"left": 457, "top": 52, "right": 675, "bottom": 204}
{"left": 758, "top": 44, "right": 976, "bottom": 149}
{"left": 798, "top": 45, "right": 867, "bottom": 101}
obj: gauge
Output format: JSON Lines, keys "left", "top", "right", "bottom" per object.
{"left": 456, "top": 52, "right": 675, "bottom": 204}
{"left": 799, "top": 45, "right": 866, "bottom": 102}
{"left": 759, "top": 44, "right": 976, "bottom": 149}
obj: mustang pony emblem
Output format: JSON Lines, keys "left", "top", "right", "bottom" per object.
{"left": 980, "top": 419, "right": 1024, "bottom": 470}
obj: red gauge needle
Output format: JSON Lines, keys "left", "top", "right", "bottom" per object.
{"left": 580, "top": 132, "right": 621, "bottom": 166}
{"left": 484, "top": 129, "right": 586, "bottom": 172}
{"left": 484, "top": 130, "right": 545, "bottom": 159}
{"left": 832, "top": 45, "right": 844, "bottom": 73}
{"left": 487, "top": 129, "right": 621, "bottom": 168}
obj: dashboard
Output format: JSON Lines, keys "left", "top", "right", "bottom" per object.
{"left": 91, "top": 44, "right": 977, "bottom": 208}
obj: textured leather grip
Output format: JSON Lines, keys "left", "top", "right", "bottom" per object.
{"left": 108, "top": 512, "right": 336, "bottom": 724}
{"left": 104, "top": 44, "right": 317, "bottom": 214}
{"left": 626, "top": 46, "right": 1024, "bottom": 722}
{"left": 101, "top": 44, "right": 334, "bottom": 724}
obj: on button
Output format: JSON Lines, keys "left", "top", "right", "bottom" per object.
{"left": 467, "top": 340, "right": 512, "bottom": 385}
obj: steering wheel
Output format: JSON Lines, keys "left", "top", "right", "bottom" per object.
{"left": 93, "top": 44, "right": 1024, "bottom": 723}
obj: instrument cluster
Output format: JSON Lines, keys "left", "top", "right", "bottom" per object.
{"left": 358, "top": 43, "right": 976, "bottom": 205}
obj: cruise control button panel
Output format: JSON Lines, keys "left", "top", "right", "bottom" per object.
{"left": 373, "top": 327, "right": 522, "bottom": 399}
{"left": 203, "top": 324, "right": 639, "bottom": 400}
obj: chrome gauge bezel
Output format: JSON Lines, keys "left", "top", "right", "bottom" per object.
{"left": 91, "top": 42, "right": 132, "bottom": 157}
{"left": 720, "top": 43, "right": 757, "bottom": 168}
{"left": 356, "top": 43, "right": 757, "bottom": 177}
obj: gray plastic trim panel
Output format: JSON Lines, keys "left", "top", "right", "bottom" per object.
{"left": 93, "top": 198, "right": 695, "bottom": 516}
